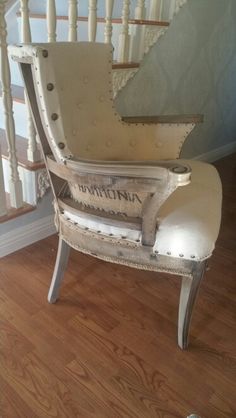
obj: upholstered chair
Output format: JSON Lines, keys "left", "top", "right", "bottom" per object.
{"left": 10, "top": 42, "right": 222, "bottom": 349}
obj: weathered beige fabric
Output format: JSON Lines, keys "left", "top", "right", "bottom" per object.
{"left": 19, "top": 42, "right": 195, "bottom": 162}
{"left": 63, "top": 159, "right": 222, "bottom": 261}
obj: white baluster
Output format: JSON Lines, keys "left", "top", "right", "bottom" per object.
{"left": 104, "top": 0, "right": 114, "bottom": 44}
{"left": 88, "top": 0, "right": 97, "bottom": 42}
{"left": 118, "top": 0, "right": 131, "bottom": 63}
{"left": 170, "top": 0, "right": 179, "bottom": 19}
{"left": 0, "top": 145, "right": 7, "bottom": 217}
{"left": 68, "top": 0, "right": 78, "bottom": 42}
{"left": 130, "top": 0, "right": 146, "bottom": 62}
{"left": 135, "top": 0, "right": 146, "bottom": 19}
{"left": 20, "top": 0, "right": 41, "bottom": 163}
{"left": 0, "top": 1, "right": 23, "bottom": 208}
{"left": 47, "top": 0, "right": 57, "bottom": 42}
{"left": 148, "top": 0, "right": 163, "bottom": 20}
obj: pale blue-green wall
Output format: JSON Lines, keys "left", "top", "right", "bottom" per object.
{"left": 116, "top": 0, "right": 236, "bottom": 158}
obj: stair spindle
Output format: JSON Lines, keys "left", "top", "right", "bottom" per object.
{"left": 20, "top": 0, "right": 41, "bottom": 163}
{"left": 68, "top": 0, "right": 78, "bottom": 42}
{"left": 135, "top": 0, "right": 146, "bottom": 19}
{"left": 130, "top": 0, "right": 146, "bottom": 62}
{"left": 88, "top": 0, "right": 97, "bottom": 42}
{"left": 118, "top": 0, "right": 131, "bottom": 63}
{"left": 104, "top": 0, "right": 114, "bottom": 44}
{"left": 0, "top": 0, "right": 23, "bottom": 208}
{"left": 148, "top": 0, "right": 163, "bottom": 20}
{"left": 47, "top": 0, "right": 57, "bottom": 42}
{"left": 0, "top": 144, "right": 7, "bottom": 217}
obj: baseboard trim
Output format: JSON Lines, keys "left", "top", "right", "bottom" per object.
{"left": 194, "top": 141, "right": 236, "bottom": 163}
{"left": 0, "top": 215, "right": 56, "bottom": 258}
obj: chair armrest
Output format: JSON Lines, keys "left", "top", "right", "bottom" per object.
{"left": 46, "top": 155, "right": 191, "bottom": 247}
{"left": 122, "top": 115, "right": 204, "bottom": 125}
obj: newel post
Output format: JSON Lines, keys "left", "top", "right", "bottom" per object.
{"left": 20, "top": 0, "right": 41, "bottom": 163}
{"left": 0, "top": 0, "right": 23, "bottom": 208}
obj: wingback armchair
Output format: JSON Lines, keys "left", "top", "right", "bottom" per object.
{"left": 10, "top": 42, "right": 222, "bottom": 349}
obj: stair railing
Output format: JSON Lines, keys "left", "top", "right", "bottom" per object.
{"left": 0, "top": 0, "right": 23, "bottom": 209}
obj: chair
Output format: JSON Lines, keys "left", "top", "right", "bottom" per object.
{"left": 10, "top": 42, "right": 222, "bottom": 349}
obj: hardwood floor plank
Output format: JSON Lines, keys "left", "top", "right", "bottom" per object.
{"left": 0, "top": 375, "right": 39, "bottom": 418}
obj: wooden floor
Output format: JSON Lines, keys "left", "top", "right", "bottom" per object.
{"left": 0, "top": 154, "right": 236, "bottom": 418}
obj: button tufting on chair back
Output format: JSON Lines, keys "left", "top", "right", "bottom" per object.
{"left": 10, "top": 42, "right": 222, "bottom": 350}
{"left": 20, "top": 42, "right": 194, "bottom": 162}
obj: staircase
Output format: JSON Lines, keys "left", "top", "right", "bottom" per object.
{"left": 0, "top": 0, "right": 199, "bottom": 255}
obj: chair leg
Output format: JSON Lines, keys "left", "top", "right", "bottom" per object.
{"left": 47, "top": 237, "right": 71, "bottom": 304}
{"left": 178, "top": 261, "right": 207, "bottom": 349}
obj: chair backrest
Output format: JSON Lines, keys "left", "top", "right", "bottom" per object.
{"left": 11, "top": 42, "right": 191, "bottom": 246}
{"left": 13, "top": 42, "right": 189, "bottom": 162}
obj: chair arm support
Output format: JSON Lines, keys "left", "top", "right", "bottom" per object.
{"left": 47, "top": 155, "right": 191, "bottom": 192}
{"left": 141, "top": 165, "right": 192, "bottom": 246}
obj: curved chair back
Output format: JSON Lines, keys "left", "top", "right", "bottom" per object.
{"left": 13, "top": 42, "right": 192, "bottom": 162}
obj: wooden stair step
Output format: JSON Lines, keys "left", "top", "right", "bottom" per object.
{"left": 112, "top": 62, "right": 140, "bottom": 70}
{"left": 0, "top": 129, "right": 45, "bottom": 171}
{"left": 17, "top": 12, "right": 170, "bottom": 27}
{"left": 0, "top": 193, "right": 35, "bottom": 224}
{"left": 122, "top": 114, "right": 204, "bottom": 124}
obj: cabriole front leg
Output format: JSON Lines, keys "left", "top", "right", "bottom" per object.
{"left": 178, "top": 261, "right": 207, "bottom": 349}
{"left": 48, "top": 237, "right": 71, "bottom": 303}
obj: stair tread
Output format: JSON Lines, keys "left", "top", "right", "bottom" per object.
{"left": 0, "top": 193, "right": 35, "bottom": 224}
{"left": 112, "top": 62, "right": 140, "bottom": 69}
{"left": 122, "top": 114, "right": 204, "bottom": 124}
{"left": 17, "top": 12, "right": 170, "bottom": 27}
{"left": 0, "top": 129, "right": 45, "bottom": 171}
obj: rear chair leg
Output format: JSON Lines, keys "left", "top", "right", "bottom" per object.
{"left": 48, "top": 237, "right": 71, "bottom": 303}
{"left": 178, "top": 261, "right": 207, "bottom": 349}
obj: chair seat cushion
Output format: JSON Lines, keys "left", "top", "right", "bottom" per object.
{"left": 63, "top": 160, "right": 222, "bottom": 262}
